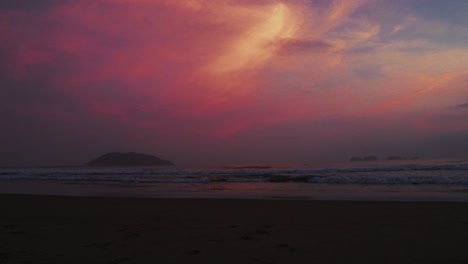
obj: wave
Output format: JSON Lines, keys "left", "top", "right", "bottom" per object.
{"left": 1, "top": 163, "right": 468, "bottom": 185}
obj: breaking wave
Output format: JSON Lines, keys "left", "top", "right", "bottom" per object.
{"left": 1, "top": 163, "right": 468, "bottom": 185}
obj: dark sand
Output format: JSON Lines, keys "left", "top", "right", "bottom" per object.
{"left": 2, "top": 194, "right": 468, "bottom": 264}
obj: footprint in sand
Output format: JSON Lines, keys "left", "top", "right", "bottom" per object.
{"left": 187, "top": 249, "right": 201, "bottom": 255}
{"left": 107, "top": 256, "right": 130, "bottom": 264}
{"left": 277, "top": 243, "right": 296, "bottom": 252}
{"left": 255, "top": 229, "right": 270, "bottom": 235}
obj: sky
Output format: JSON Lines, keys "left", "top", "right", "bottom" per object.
{"left": 1, "top": 0, "right": 467, "bottom": 167}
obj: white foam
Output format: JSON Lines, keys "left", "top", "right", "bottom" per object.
{"left": 1, "top": 164, "right": 468, "bottom": 185}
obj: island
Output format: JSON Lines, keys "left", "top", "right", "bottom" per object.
{"left": 84, "top": 152, "right": 174, "bottom": 167}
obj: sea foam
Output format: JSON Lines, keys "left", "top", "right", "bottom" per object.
{"left": 1, "top": 163, "right": 468, "bottom": 185}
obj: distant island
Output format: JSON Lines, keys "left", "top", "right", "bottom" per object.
{"left": 85, "top": 152, "right": 174, "bottom": 167}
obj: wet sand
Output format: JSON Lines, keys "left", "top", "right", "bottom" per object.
{"left": 1, "top": 194, "right": 468, "bottom": 263}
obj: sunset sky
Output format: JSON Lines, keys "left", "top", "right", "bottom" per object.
{"left": 1, "top": 0, "right": 467, "bottom": 167}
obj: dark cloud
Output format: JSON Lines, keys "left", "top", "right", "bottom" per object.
{"left": 0, "top": 0, "right": 61, "bottom": 10}
{"left": 452, "top": 103, "right": 468, "bottom": 109}
{"left": 408, "top": 0, "right": 468, "bottom": 25}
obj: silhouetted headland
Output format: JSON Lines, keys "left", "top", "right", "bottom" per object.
{"left": 85, "top": 152, "right": 174, "bottom": 167}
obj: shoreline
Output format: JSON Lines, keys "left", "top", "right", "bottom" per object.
{"left": 3, "top": 192, "right": 468, "bottom": 202}
{"left": 2, "top": 194, "right": 468, "bottom": 263}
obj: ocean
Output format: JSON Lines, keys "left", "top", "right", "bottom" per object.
{"left": 1, "top": 159, "right": 468, "bottom": 202}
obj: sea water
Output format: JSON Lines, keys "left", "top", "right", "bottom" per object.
{"left": 1, "top": 159, "right": 468, "bottom": 202}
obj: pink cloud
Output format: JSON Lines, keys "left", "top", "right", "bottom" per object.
{"left": 1, "top": 0, "right": 468, "bottom": 165}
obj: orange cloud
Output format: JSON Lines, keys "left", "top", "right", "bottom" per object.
{"left": 204, "top": 2, "right": 300, "bottom": 74}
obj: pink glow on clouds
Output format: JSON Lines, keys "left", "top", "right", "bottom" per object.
{"left": 1, "top": 0, "right": 468, "bottom": 165}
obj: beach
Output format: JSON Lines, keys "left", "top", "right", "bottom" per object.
{"left": 2, "top": 194, "right": 468, "bottom": 263}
